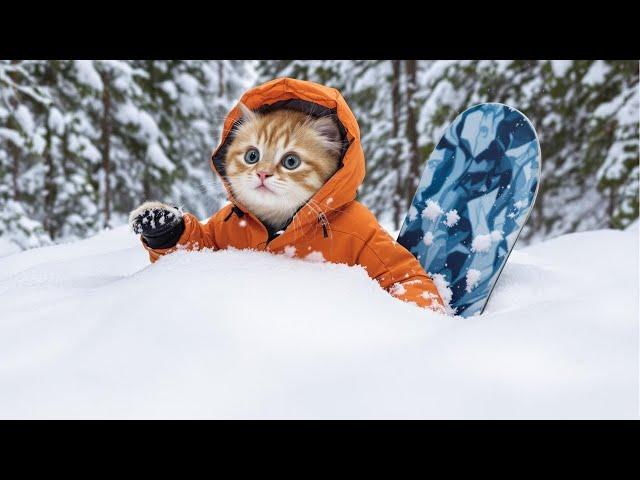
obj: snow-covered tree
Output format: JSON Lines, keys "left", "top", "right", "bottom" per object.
{"left": 257, "top": 60, "right": 639, "bottom": 240}
{"left": 130, "top": 60, "right": 251, "bottom": 219}
{"left": 1, "top": 60, "right": 53, "bottom": 248}
{"left": 0, "top": 60, "right": 252, "bottom": 251}
{"left": 412, "top": 60, "right": 639, "bottom": 241}
{"left": 1, "top": 60, "right": 636, "bottom": 251}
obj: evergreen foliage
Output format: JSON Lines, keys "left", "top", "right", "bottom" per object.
{"left": 1, "top": 60, "right": 637, "bottom": 250}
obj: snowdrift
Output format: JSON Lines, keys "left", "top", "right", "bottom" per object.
{"left": 0, "top": 224, "right": 637, "bottom": 419}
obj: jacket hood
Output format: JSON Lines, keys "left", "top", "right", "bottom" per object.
{"left": 210, "top": 77, "right": 365, "bottom": 225}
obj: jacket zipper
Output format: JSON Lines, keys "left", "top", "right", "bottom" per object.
{"left": 318, "top": 213, "right": 329, "bottom": 238}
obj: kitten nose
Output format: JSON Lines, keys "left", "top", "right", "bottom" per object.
{"left": 257, "top": 171, "right": 273, "bottom": 183}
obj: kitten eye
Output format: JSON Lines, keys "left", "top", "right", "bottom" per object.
{"left": 281, "top": 153, "right": 301, "bottom": 170}
{"left": 244, "top": 148, "right": 260, "bottom": 164}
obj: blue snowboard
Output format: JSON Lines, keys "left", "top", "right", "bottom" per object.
{"left": 397, "top": 103, "right": 541, "bottom": 317}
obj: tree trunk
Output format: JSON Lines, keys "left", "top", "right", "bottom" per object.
{"left": 607, "top": 186, "right": 617, "bottom": 228}
{"left": 10, "top": 143, "right": 20, "bottom": 201}
{"left": 43, "top": 124, "right": 55, "bottom": 238}
{"left": 404, "top": 60, "right": 421, "bottom": 210}
{"left": 100, "top": 70, "right": 112, "bottom": 229}
{"left": 391, "top": 60, "right": 403, "bottom": 229}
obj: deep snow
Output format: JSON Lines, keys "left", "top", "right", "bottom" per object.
{"left": 0, "top": 224, "right": 637, "bottom": 419}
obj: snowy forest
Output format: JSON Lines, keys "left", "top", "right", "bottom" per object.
{"left": 1, "top": 60, "right": 638, "bottom": 251}
{"left": 1, "top": 60, "right": 638, "bottom": 419}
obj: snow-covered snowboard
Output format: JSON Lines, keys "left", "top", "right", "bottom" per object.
{"left": 397, "top": 103, "right": 541, "bottom": 317}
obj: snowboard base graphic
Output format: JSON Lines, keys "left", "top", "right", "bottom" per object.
{"left": 397, "top": 103, "right": 541, "bottom": 317}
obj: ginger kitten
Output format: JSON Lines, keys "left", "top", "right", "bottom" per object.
{"left": 224, "top": 105, "right": 342, "bottom": 231}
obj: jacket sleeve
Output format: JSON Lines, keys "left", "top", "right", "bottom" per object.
{"left": 355, "top": 218, "right": 445, "bottom": 313}
{"left": 142, "top": 213, "right": 219, "bottom": 263}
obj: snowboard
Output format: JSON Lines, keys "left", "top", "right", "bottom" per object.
{"left": 397, "top": 103, "right": 541, "bottom": 317}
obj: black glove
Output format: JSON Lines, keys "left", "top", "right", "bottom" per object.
{"left": 129, "top": 202, "right": 185, "bottom": 249}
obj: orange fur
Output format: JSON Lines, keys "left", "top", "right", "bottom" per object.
{"left": 224, "top": 108, "right": 341, "bottom": 230}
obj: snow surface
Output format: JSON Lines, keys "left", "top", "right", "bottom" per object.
{"left": 0, "top": 225, "right": 637, "bottom": 419}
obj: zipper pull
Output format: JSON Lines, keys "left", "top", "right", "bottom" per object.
{"left": 318, "top": 213, "right": 329, "bottom": 238}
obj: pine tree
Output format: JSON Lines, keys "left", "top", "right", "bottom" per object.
{"left": 0, "top": 61, "right": 52, "bottom": 248}
{"left": 413, "top": 60, "right": 640, "bottom": 241}
{"left": 1, "top": 60, "right": 637, "bottom": 252}
{"left": 591, "top": 61, "right": 639, "bottom": 228}
{"left": 33, "top": 60, "right": 102, "bottom": 240}
{"left": 1, "top": 60, "right": 252, "bottom": 251}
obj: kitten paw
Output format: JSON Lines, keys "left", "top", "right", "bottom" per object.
{"left": 129, "top": 201, "right": 185, "bottom": 249}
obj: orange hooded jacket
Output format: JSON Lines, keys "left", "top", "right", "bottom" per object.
{"left": 142, "top": 78, "right": 444, "bottom": 310}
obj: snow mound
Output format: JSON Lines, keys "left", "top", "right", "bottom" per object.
{"left": 0, "top": 226, "right": 637, "bottom": 419}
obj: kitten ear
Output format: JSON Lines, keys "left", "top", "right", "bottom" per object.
{"left": 312, "top": 116, "right": 342, "bottom": 153}
{"left": 238, "top": 102, "right": 257, "bottom": 122}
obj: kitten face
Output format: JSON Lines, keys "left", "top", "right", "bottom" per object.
{"left": 224, "top": 106, "right": 342, "bottom": 230}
